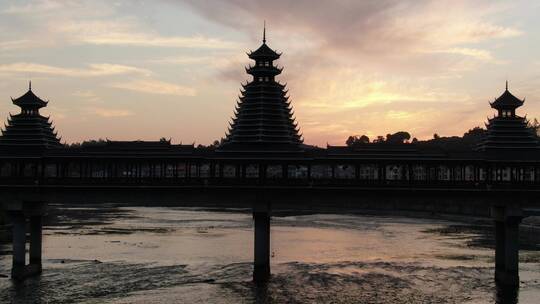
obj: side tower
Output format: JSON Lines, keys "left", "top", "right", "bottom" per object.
{"left": 219, "top": 28, "right": 303, "bottom": 152}
{"left": 478, "top": 82, "right": 538, "bottom": 151}
{"left": 0, "top": 83, "right": 62, "bottom": 149}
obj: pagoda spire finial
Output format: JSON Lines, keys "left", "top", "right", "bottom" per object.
{"left": 263, "top": 20, "right": 266, "bottom": 43}
{"left": 506, "top": 80, "right": 508, "bottom": 91}
{"left": 29, "top": 80, "right": 32, "bottom": 91}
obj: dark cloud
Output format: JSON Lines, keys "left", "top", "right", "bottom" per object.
{"left": 178, "top": 0, "right": 515, "bottom": 57}
{"left": 177, "top": 0, "right": 521, "bottom": 80}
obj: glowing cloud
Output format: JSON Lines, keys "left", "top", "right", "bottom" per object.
{"left": 110, "top": 80, "right": 197, "bottom": 97}
{"left": 91, "top": 108, "right": 134, "bottom": 118}
{"left": 0, "top": 63, "right": 152, "bottom": 77}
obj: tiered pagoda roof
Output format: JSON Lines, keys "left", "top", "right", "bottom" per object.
{"left": 478, "top": 83, "right": 539, "bottom": 151}
{"left": 0, "top": 83, "right": 62, "bottom": 149}
{"left": 219, "top": 27, "right": 303, "bottom": 152}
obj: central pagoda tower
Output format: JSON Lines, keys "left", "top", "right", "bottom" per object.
{"left": 219, "top": 27, "right": 303, "bottom": 152}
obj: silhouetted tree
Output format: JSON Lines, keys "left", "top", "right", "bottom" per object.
{"left": 359, "top": 135, "right": 369, "bottom": 143}
{"left": 345, "top": 126, "right": 489, "bottom": 151}
{"left": 529, "top": 118, "right": 540, "bottom": 136}
{"left": 196, "top": 138, "right": 225, "bottom": 149}
{"left": 346, "top": 135, "right": 369, "bottom": 146}
{"left": 373, "top": 135, "right": 385, "bottom": 143}
{"left": 66, "top": 139, "right": 108, "bottom": 148}
{"left": 346, "top": 136, "right": 354, "bottom": 146}
{"left": 386, "top": 131, "right": 411, "bottom": 144}
{"left": 462, "top": 127, "right": 485, "bottom": 143}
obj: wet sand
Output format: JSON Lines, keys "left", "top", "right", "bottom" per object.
{"left": 1, "top": 206, "right": 540, "bottom": 303}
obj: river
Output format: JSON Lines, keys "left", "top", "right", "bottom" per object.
{"left": 1, "top": 206, "right": 540, "bottom": 303}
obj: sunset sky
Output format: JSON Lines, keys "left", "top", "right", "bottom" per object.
{"left": 0, "top": 0, "right": 539, "bottom": 146}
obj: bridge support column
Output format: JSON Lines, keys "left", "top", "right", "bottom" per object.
{"left": 253, "top": 203, "right": 271, "bottom": 283}
{"left": 495, "top": 220, "right": 505, "bottom": 280}
{"left": 3, "top": 201, "right": 47, "bottom": 280}
{"left": 492, "top": 205, "right": 523, "bottom": 286}
{"left": 10, "top": 212, "right": 26, "bottom": 280}
{"left": 29, "top": 216, "right": 43, "bottom": 274}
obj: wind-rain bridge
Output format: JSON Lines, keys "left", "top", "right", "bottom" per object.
{"left": 1, "top": 33, "right": 540, "bottom": 287}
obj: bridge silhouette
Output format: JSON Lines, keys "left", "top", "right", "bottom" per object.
{"left": 1, "top": 33, "right": 540, "bottom": 290}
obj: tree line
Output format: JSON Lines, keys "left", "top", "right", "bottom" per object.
{"left": 346, "top": 119, "right": 540, "bottom": 151}
{"left": 346, "top": 127, "right": 485, "bottom": 151}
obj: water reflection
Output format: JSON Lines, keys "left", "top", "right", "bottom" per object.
{"left": 496, "top": 282, "right": 519, "bottom": 304}
{"left": 9, "top": 275, "right": 46, "bottom": 304}
{"left": 254, "top": 281, "right": 270, "bottom": 304}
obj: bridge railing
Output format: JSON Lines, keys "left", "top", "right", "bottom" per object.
{"left": 1, "top": 176, "right": 539, "bottom": 191}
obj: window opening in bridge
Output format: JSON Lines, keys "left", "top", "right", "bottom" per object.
{"left": 438, "top": 166, "right": 450, "bottom": 181}
{"left": 412, "top": 165, "right": 426, "bottom": 181}
{"left": 453, "top": 166, "right": 462, "bottom": 181}
{"left": 523, "top": 167, "right": 534, "bottom": 181}
{"left": 464, "top": 166, "right": 474, "bottom": 181}
{"left": 359, "top": 165, "right": 377, "bottom": 180}
{"left": 92, "top": 163, "right": 106, "bottom": 178}
{"left": 267, "top": 165, "right": 282, "bottom": 179}
{"left": 67, "top": 162, "right": 80, "bottom": 178}
{"left": 479, "top": 168, "right": 486, "bottom": 181}
{"left": 199, "top": 164, "right": 210, "bottom": 178}
{"left": 386, "top": 165, "right": 403, "bottom": 181}
{"left": 117, "top": 163, "right": 128, "bottom": 178}
{"left": 288, "top": 165, "right": 308, "bottom": 179}
{"left": 311, "top": 165, "right": 331, "bottom": 179}
{"left": 141, "top": 164, "right": 151, "bottom": 178}
{"left": 0, "top": 162, "right": 12, "bottom": 177}
{"left": 44, "top": 164, "right": 56, "bottom": 178}
{"left": 176, "top": 163, "right": 186, "bottom": 178}
{"left": 165, "top": 164, "right": 175, "bottom": 178}
{"left": 151, "top": 164, "right": 161, "bottom": 178}
{"left": 223, "top": 165, "right": 236, "bottom": 178}
{"left": 501, "top": 167, "right": 510, "bottom": 181}
{"left": 335, "top": 164, "right": 354, "bottom": 179}
{"left": 190, "top": 164, "right": 198, "bottom": 178}
{"left": 245, "top": 164, "right": 259, "bottom": 178}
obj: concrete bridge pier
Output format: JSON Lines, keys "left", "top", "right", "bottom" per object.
{"left": 491, "top": 205, "right": 523, "bottom": 286}
{"left": 29, "top": 216, "right": 43, "bottom": 273}
{"left": 10, "top": 212, "right": 26, "bottom": 280}
{"left": 3, "top": 201, "right": 46, "bottom": 280}
{"left": 253, "top": 202, "right": 271, "bottom": 283}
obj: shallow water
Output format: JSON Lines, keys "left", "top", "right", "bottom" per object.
{"left": 1, "top": 206, "right": 540, "bottom": 303}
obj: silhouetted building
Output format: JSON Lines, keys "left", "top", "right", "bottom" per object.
{"left": 219, "top": 27, "right": 303, "bottom": 152}
{"left": 478, "top": 82, "right": 539, "bottom": 151}
{"left": 0, "top": 83, "right": 62, "bottom": 150}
